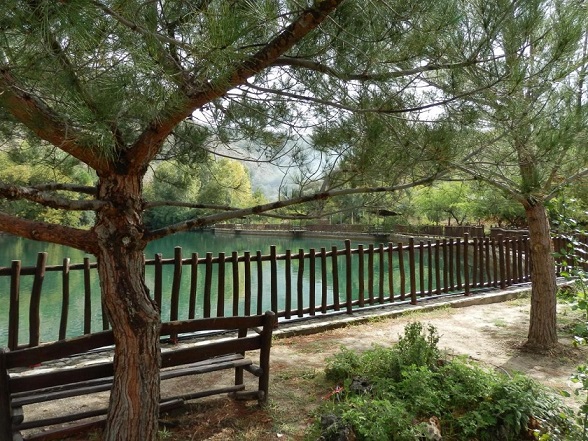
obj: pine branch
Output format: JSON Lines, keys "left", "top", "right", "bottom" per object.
{"left": 271, "top": 56, "right": 493, "bottom": 81}
{"left": 29, "top": 183, "right": 98, "bottom": 195}
{"left": 0, "top": 183, "right": 107, "bottom": 211}
{"left": 0, "top": 211, "right": 97, "bottom": 253}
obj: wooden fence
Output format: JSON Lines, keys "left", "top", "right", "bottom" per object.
{"left": 0, "top": 234, "right": 535, "bottom": 350}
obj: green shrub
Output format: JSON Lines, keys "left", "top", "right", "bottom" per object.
{"left": 315, "top": 322, "right": 579, "bottom": 441}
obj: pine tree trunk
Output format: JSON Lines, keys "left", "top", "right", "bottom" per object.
{"left": 525, "top": 201, "right": 558, "bottom": 350}
{"left": 95, "top": 173, "right": 161, "bottom": 441}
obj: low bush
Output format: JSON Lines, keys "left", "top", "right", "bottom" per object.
{"left": 314, "top": 322, "right": 579, "bottom": 441}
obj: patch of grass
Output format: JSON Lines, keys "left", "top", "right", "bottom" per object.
{"left": 494, "top": 318, "right": 507, "bottom": 327}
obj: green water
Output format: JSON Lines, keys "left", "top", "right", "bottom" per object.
{"left": 1, "top": 231, "right": 407, "bottom": 345}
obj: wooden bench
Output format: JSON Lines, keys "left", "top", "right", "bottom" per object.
{"left": 0, "top": 311, "right": 275, "bottom": 441}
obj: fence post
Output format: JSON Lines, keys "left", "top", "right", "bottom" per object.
{"left": 442, "top": 238, "right": 449, "bottom": 293}
{"left": 270, "top": 246, "right": 278, "bottom": 314}
{"left": 419, "top": 241, "right": 425, "bottom": 297}
{"left": 455, "top": 238, "right": 462, "bottom": 290}
{"left": 388, "top": 242, "right": 395, "bottom": 302}
{"left": 59, "top": 258, "right": 70, "bottom": 340}
{"left": 367, "top": 244, "right": 375, "bottom": 304}
{"left": 320, "top": 247, "right": 328, "bottom": 313}
{"left": 498, "top": 235, "right": 506, "bottom": 289}
{"left": 217, "top": 252, "right": 226, "bottom": 317}
{"left": 285, "top": 250, "right": 292, "bottom": 319}
{"left": 309, "top": 249, "right": 316, "bottom": 316}
{"left": 189, "top": 252, "right": 198, "bottom": 319}
{"left": 171, "top": 247, "right": 182, "bottom": 325}
{"left": 154, "top": 253, "right": 163, "bottom": 309}
{"left": 448, "top": 238, "right": 455, "bottom": 291}
{"left": 463, "top": 234, "right": 470, "bottom": 296}
{"left": 232, "top": 251, "right": 240, "bottom": 316}
{"left": 30, "top": 252, "right": 47, "bottom": 346}
{"left": 409, "top": 238, "right": 417, "bottom": 305}
{"left": 434, "top": 240, "right": 441, "bottom": 295}
{"left": 204, "top": 252, "right": 213, "bottom": 318}
{"left": 256, "top": 251, "right": 263, "bottom": 315}
{"left": 345, "top": 240, "right": 353, "bottom": 314}
{"left": 243, "top": 252, "right": 251, "bottom": 316}
{"left": 8, "top": 260, "right": 21, "bottom": 351}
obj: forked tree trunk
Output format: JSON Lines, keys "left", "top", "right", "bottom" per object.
{"left": 95, "top": 173, "right": 161, "bottom": 441}
{"left": 525, "top": 201, "right": 558, "bottom": 350}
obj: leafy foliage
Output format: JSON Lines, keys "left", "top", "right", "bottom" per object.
{"left": 319, "top": 322, "right": 579, "bottom": 440}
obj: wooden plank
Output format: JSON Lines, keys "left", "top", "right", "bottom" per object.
{"left": 492, "top": 238, "right": 498, "bottom": 287}
{"left": 448, "top": 239, "right": 455, "bottom": 291}
{"left": 258, "top": 311, "right": 274, "bottom": 402}
{"left": 309, "top": 249, "right": 316, "bottom": 316}
{"left": 378, "top": 243, "right": 385, "bottom": 304}
{"left": 427, "top": 241, "right": 433, "bottom": 296}
{"left": 8, "top": 260, "right": 21, "bottom": 351}
{"left": 498, "top": 235, "right": 506, "bottom": 289}
{"left": 244, "top": 252, "right": 251, "bottom": 316}
{"left": 505, "top": 239, "right": 512, "bottom": 286}
{"left": 284, "top": 250, "right": 292, "bottom": 319}
{"left": 204, "top": 253, "right": 213, "bottom": 318}
{"left": 320, "top": 247, "right": 327, "bottom": 313}
{"left": 59, "top": 257, "right": 70, "bottom": 340}
{"left": 232, "top": 251, "right": 239, "bottom": 316}
{"left": 9, "top": 363, "right": 114, "bottom": 395}
{"left": 154, "top": 253, "right": 163, "bottom": 308}
{"left": 434, "top": 240, "right": 441, "bottom": 295}
{"left": 160, "top": 314, "right": 266, "bottom": 336}
{"left": 346, "top": 240, "right": 353, "bottom": 313}
{"left": 517, "top": 239, "right": 524, "bottom": 283}
{"left": 419, "top": 241, "right": 425, "bottom": 297}
{"left": 463, "top": 234, "right": 470, "bottom": 295}
{"left": 472, "top": 238, "right": 478, "bottom": 288}
{"left": 171, "top": 247, "right": 182, "bottom": 325}
{"left": 256, "top": 251, "right": 263, "bottom": 315}
{"left": 270, "top": 246, "right": 278, "bottom": 314}
{"left": 5, "top": 331, "right": 115, "bottom": 369}
{"left": 297, "top": 249, "right": 305, "bottom": 317}
{"left": 189, "top": 253, "right": 198, "bottom": 319}
{"left": 217, "top": 252, "right": 226, "bottom": 317}
{"left": 29, "top": 253, "right": 48, "bottom": 347}
{"left": 83, "top": 257, "right": 92, "bottom": 335}
{"left": 160, "top": 335, "right": 262, "bottom": 368}
{"left": 368, "top": 244, "right": 374, "bottom": 304}
{"left": 442, "top": 239, "right": 449, "bottom": 293}
{"left": 455, "top": 238, "right": 462, "bottom": 290}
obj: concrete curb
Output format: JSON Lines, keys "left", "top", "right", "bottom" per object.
{"left": 272, "top": 284, "right": 536, "bottom": 340}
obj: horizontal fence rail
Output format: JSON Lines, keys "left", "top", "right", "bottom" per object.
{"left": 6, "top": 232, "right": 583, "bottom": 350}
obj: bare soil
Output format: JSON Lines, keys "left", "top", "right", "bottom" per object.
{"left": 26, "top": 294, "right": 588, "bottom": 440}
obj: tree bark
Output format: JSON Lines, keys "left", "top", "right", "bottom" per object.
{"left": 525, "top": 200, "right": 558, "bottom": 350}
{"left": 94, "top": 173, "right": 161, "bottom": 441}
